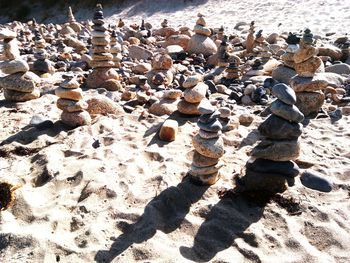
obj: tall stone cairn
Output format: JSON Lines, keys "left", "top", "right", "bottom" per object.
{"left": 240, "top": 83, "right": 303, "bottom": 194}
{"left": 290, "top": 29, "right": 326, "bottom": 117}
{"left": 190, "top": 102, "right": 225, "bottom": 185}
{"left": 0, "top": 28, "right": 41, "bottom": 102}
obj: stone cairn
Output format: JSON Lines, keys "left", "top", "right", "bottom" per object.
{"left": 86, "top": 4, "right": 121, "bottom": 90}
{"left": 187, "top": 13, "right": 217, "bottom": 57}
{"left": 281, "top": 33, "right": 300, "bottom": 69}
{"left": 290, "top": 29, "right": 325, "bottom": 117}
{"left": 177, "top": 74, "right": 208, "bottom": 115}
{"left": 217, "top": 36, "right": 230, "bottom": 68}
{"left": 0, "top": 29, "right": 41, "bottom": 102}
{"left": 67, "top": 6, "right": 82, "bottom": 33}
{"left": 55, "top": 74, "right": 91, "bottom": 127}
{"left": 33, "top": 30, "right": 55, "bottom": 75}
{"left": 246, "top": 21, "right": 255, "bottom": 54}
{"left": 110, "top": 30, "right": 122, "bottom": 68}
{"left": 190, "top": 102, "right": 225, "bottom": 185}
{"left": 239, "top": 83, "right": 304, "bottom": 194}
{"left": 146, "top": 53, "right": 174, "bottom": 90}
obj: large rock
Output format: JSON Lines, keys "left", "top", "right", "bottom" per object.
{"left": 271, "top": 65, "right": 297, "bottom": 85}
{"left": 251, "top": 139, "right": 300, "bottom": 161}
{"left": 240, "top": 169, "right": 289, "bottom": 193}
{"left": 293, "top": 46, "right": 318, "bottom": 63}
{"left": 258, "top": 114, "right": 303, "bottom": 140}
{"left": 128, "top": 45, "right": 153, "bottom": 60}
{"left": 57, "top": 98, "right": 88, "bottom": 113}
{"left": 272, "top": 83, "right": 297, "bottom": 105}
{"left": 0, "top": 59, "right": 29, "bottom": 74}
{"left": 177, "top": 100, "right": 201, "bottom": 115}
{"left": 149, "top": 99, "right": 178, "bottom": 116}
{"left": 192, "top": 134, "right": 224, "bottom": 159}
{"left": 4, "top": 88, "right": 40, "bottom": 102}
{"left": 0, "top": 71, "right": 40, "bottom": 92}
{"left": 61, "top": 111, "right": 91, "bottom": 127}
{"left": 187, "top": 34, "right": 217, "bottom": 57}
{"left": 290, "top": 72, "right": 346, "bottom": 92}
{"left": 86, "top": 96, "right": 123, "bottom": 115}
{"left": 192, "top": 151, "right": 219, "bottom": 167}
{"left": 183, "top": 82, "right": 207, "bottom": 103}
{"left": 86, "top": 68, "right": 119, "bottom": 89}
{"left": 318, "top": 45, "right": 343, "bottom": 61}
{"left": 165, "top": 34, "right": 191, "bottom": 50}
{"left": 295, "top": 91, "right": 325, "bottom": 117}
{"left": 55, "top": 87, "right": 83, "bottom": 101}
{"left": 294, "top": 56, "right": 323, "bottom": 77}
{"left": 325, "top": 63, "right": 350, "bottom": 75}
{"left": 246, "top": 158, "right": 300, "bottom": 177}
{"left": 270, "top": 99, "right": 304, "bottom": 123}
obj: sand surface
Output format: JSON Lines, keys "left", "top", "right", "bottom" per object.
{"left": 1, "top": 0, "right": 350, "bottom": 263}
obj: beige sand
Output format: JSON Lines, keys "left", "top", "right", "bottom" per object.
{"left": 1, "top": 0, "right": 350, "bottom": 262}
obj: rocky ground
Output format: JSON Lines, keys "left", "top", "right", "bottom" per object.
{"left": 1, "top": 1, "right": 350, "bottom": 263}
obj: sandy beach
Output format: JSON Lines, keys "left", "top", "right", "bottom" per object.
{"left": 1, "top": 1, "right": 350, "bottom": 262}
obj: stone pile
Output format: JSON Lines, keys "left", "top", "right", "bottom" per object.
{"left": 177, "top": 75, "right": 208, "bottom": 115}
{"left": 86, "top": 4, "right": 121, "bottom": 91}
{"left": 149, "top": 89, "right": 182, "bottom": 116}
{"left": 0, "top": 29, "right": 41, "bottom": 102}
{"left": 190, "top": 102, "right": 225, "bottom": 185}
{"left": 55, "top": 75, "right": 91, "bottom": 127}
{"left": 110, "top": 30, "right": 122, "bottom": 68}
{"left": 187, "top": 14, "right": 217, "bottom": 57}
{"left": 32, "top": 30, "right": 55, "bottom": 75}
{"left": 240, "top": 83, "right": 303, "bottom": 193}
{"left": 67, "top": 6, "right": 82, "bottom": 33}
{"left": 290, "top": 29, "right": 325, "bottom": 117}
{"left": 281, "top": 33, "right": 300, "bottom": 69}
{"left": 146, "top": 53, "right": 174, "bottom": 90}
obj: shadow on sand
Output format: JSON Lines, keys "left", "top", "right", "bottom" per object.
{"left": 94, "top": 176, "right": 209, "bottom": 262}
{"left": 179, "top": 193, "right": 265, "bottom": 262}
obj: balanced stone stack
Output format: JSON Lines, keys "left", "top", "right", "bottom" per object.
{"left": 55, "top": 75, "right": 91, "bottom": 127}
{"left": 146, "top": 53, "right": 174, "bottom": 90}
{"left": 240, "top": 83, "right": 303, "bottom": 193}
{"left": 86, "top": 4, "right": 121, "bottom": 90}
{"left": 67, "top": 6, "right": 82, "bottom": 33}
{"left": 187, "top": 14, "right": 217, "bottom": 57}
{"left": 177, "top": 75, "right": 208, "bottom": 115}
{"left": 291, "top": 29, "right": 325, "bottom": 117}
{"left": 217, "top": 36, "right": 230, "bottom": 68}
{"left": 190, "top": 102, "right": 225, "bottom": 185}
{"left": 0, "top": 29, "right": 41, "bottom": 102}
{"left": 224, "top": 62, "right": 241, "bottom": 82}
{"left": 246, "top": 21, "right": 255, "bottom": 54}
{"left": 110, "top": 30, "right": 122, "bottom": 68}
{"left": 33, "top": 30, "right": 55, "bottom": 74}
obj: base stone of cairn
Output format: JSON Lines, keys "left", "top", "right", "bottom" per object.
{"left": 190, "top": 102, "right": 225, "bottom": 185}
{"left": 291, "top": 29, "right": 325, "bottom": 117}
{"left": 239, "top": 83, "right": 303, "bottom": 194}
{"left": 55, "top": 75, "right": 91, "bottom": 127}
{"left": 177, "top": 75, "right": 208, "bottom": 115}
{"left": 86, "top": 4, "right": 121, "bottom": 90}
{"left": 187, "top": 14, "right": 217, "bottom": 57}
{"left": 0, "top": 29, "right": 41, "bottom": 102}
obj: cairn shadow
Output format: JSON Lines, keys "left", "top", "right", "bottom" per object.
{"left": 180, "top": 193, "right": 266, "bottom": 262}
{"left": 145, "top": 111, "right": 198, "bottom": 147}
{"left": 94, "top": 176, "right": 209, "bottom": 263}
{"left": 0, "top": 120, "right": 68, "bottom": 146}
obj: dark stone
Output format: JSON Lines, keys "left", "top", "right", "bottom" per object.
{"left": 270, "top": 99, "right": 304, "bottom": 123}
{"left": 258, "top": 114, "right": 303, "bottom": 140}
{"left": 272, "top": 83, "right": 297, "bottom": 105}
{"left": 205, "top": 80, "right": 217, "bottom": 94}
{"left": 246, "top": 158, "right": 300, "bottom": 177}
{"left": 197, "top": 119, "right": 222, "bottom": 132}
{"left": 239, "top": 169, "right": 288, "bottom": 193}
{"left": 300, "top": 170, "right": 332, "bottom": 192}
{"left": 198, "top": 111, "right": 220, "bottom": 124}
{"left": 251, "top": 87, "right": 266, "bottom": 103}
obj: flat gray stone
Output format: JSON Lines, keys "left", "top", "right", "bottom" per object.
{"left": 270, "top": 99, "right": 304, "bottom": 123}
{"left": 272, "top": 83, "right": 296, "bottom": 105}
